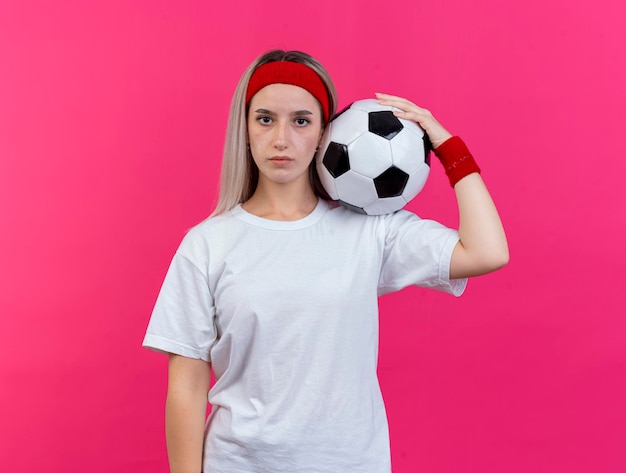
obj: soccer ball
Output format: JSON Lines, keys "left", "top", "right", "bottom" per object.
{"left": 316, "top": 99, "right": 431, "bottom": 215}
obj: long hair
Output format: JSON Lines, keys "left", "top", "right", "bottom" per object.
{"left": 210, "top": 50, "right": 338, "bottom": 216}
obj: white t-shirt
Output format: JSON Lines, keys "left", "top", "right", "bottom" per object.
{"left": 143, "top": 199, "right": 466, "bottom": 473}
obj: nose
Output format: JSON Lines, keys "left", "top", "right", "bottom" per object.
{"left": 273, "top": 121, "right": 289, "bottom": 150}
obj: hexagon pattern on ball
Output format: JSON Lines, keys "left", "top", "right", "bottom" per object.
{"left": 373, "top": 166, "right": 410, "bottom": 198}
{"left": 322, "top": 142, "right": 350, "bottom": 178}
{"left": 368, "top": 111, "right": 404, "bottom": 140}
{"left": 316, "top": 99, "right": 431, "bottom": 215}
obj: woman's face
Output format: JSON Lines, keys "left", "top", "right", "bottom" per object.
{"left": 247, "top": 83, "right": 323, "bottom": 190}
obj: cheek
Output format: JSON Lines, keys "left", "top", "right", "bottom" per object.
{"left": 247, "top": 129, "right": 265, "bottom": 152}
{"left": 310, "top": 132, "right": 323, "bottom": 152}
{"left": 247, "top": 137, "right": 263, "bottom": 165}
{"left": 294, "top": 135, "right": 319, "bottom": 156}
{"left": 301, "top": 125, "right": 323, "bottom": 150}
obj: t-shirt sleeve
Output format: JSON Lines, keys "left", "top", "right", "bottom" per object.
{"left": 142, "top": 250, "right": 217, "bottom": 362}
{"left": 377, "top": 210, "right": 468, "bottom": 297}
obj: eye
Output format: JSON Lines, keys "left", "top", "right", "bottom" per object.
{"left": 257, "top": 116, "right": 273, "bottom": 125}
{"left": 294, "top": 117, "right": 310, "bottom": 126}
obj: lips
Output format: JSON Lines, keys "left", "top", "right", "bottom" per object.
{"left": 269, "top": 156, "right": 294, "bottom": 165}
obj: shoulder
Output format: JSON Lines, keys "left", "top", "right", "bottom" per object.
{"left": 381, "top": 209, "right": 451, "bottom": 232}
{"left": 176, "top": 208, "right": 245, "bottom": 261}
{"left": 323, "top": 202, "right": 427, "bottom": 224}
{"left": 320, "top": 203, "right": 435, "bottom": 245}
{"left": 323, "top": 204, "right": 436, "bottom": 232}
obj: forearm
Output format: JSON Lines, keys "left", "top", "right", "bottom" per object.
{"left": 165, "top": 385, "right": 208, "bottom": 473}
{"left": 166, "top": 355, "right": 211, "bottom": 473}
{"left": 451, "top": 172, "right": 509, "bottom": 278}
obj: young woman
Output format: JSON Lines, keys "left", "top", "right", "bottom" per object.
{"left": 143, "top": 49, "right": 508, "bottom": 473}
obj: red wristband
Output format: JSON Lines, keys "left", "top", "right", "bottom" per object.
{"left": 434, "top": 136, "right": 481, "bottom": 187}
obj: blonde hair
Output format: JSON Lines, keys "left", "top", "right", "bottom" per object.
{"left": 210, "top": 50, "right": 338, "bottom": 216}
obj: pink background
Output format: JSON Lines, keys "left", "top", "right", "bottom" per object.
{"left": 1, "top": 0, "right": 625, "bottom": 471}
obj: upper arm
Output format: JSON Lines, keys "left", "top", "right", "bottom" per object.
{"left": 167, "top": 354, "right": 211, "bottom": 396}
{"left": 378, "top": 211, "right": 467, "bottom": 296}
{"left": 143, "top": 251, "right": 217, "bottom": 362}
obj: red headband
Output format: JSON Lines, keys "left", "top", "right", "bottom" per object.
{"left": 246, "top": 61, "right": 330, "bottom": 122}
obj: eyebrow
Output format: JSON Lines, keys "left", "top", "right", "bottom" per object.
{"left": 253, "top": 108, "right": 314, "bottom": 116}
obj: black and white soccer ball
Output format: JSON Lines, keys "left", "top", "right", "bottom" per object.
{"left": 316, "top": 99, "right": 431, "bottom": 215}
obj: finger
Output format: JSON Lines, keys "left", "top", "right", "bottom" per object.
{"left": 375, "top": 92, "right": 413, "bottom": 108}
{"left": 375, "top": 92, "right": 410, "bottom": 102}
{"left": 391, "top": 107, "right": 434, "bottom": 125}
{"left": 375, "top": 93, "right": 427, "bottom": 114}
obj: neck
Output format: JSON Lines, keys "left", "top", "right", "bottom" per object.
{"left": 242, "top": 182, "right": 319, "bottom": 221}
